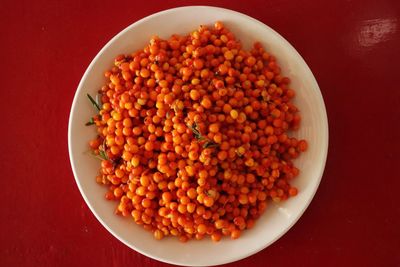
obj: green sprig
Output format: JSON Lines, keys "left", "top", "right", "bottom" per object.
{"left": 189, "top": 122, "right": 205, "bottom": 140}
{"left": 189, "top": 122, "right": 219, "bottom": 148}
{"left": 87, "top": 93, "right": 101, "bottom": 111}
{"left": 85, "top": 117, "right": 95, "bottom": 126}
{"left": 98, "top": 150, "right": 108, "bottom": 160}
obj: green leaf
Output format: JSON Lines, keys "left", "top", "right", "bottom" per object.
{"left": 189, "top": 122, "right": 219, "bottom": 149}
{"left": 99, "top": 150, "right": 108, "bottom": 160}
{"left": 85, "top": 117, "right": 95, "bottom": 126}
{"left": 203, "top": 141, "right": 219, "bottom": 149}
{"left": 189, "top": 122, "right": 202, "bottom": 139}
{"left": 96, "top": 94, "right": 102, "bottom": 108}
{"left": 87, "top": 93, "right": 101, "bottom": 111}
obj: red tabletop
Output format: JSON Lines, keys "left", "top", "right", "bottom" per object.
{"left": 1, "top": 0, "right": 399, "bottom": 266}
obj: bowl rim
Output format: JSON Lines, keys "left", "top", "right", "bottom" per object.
{"left": 68, "top": 5, "right": 329, "bottom": 266}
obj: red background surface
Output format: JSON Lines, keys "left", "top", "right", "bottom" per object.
{"left": 1, "top": 0, "right": 399, "bottom": 266}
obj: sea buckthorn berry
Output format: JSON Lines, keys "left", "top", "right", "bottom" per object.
{"left": 289, "top": 187, "right": 298, "bottom": 196}
{"left": 190, "top": 90, "right": 200, "bottom": 101}
{"left": 193, "top": 59, "right": 204, "bottom": 70}
{"left": 224, "top": 51, "right": 234, "bottom": 60}
{"left": 298, "top": 140, "right": 308, "bottom": 152}
{"left": 231, "top": 229, "right": 241, "bottom": 239}
{"left": 201, "top": 97, "right": 212, "bottom": 109}
{"left": 203, "top": 196, "right": 215, "bottom": 207}
{"left": 209, "top": 123, "right": 219, "bottom": 133}
{"left": 230, "top": 109, "right": 238, "bottom": 119}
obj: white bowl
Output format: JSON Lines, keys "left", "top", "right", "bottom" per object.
{"left": 68, "top": 6, "right": 328, "bottom": 266}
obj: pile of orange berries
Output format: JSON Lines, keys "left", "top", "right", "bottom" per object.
{"left": 88, "top": 21, "right": 308, "bottom": 242}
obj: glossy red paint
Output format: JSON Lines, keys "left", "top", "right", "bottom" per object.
{"left": 0, "top": 1, "right": 399, "bottom": 266}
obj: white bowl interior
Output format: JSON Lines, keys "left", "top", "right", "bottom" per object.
{"left": 68, "top": 6, "right": 328, "bottom": 267}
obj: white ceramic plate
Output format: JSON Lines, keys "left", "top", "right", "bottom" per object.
{"left": 68, "top": 6, "right": 328, "bottom": 266}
